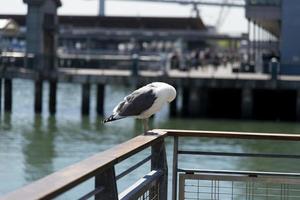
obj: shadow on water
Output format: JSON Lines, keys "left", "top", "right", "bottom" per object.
{"left": 2, "top": 113, "right": 12, "bottom": 130}
{"left": 22, "top": 115, "right": 56, "bottom": 182}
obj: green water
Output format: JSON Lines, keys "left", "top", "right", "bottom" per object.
{"left": 1, "top": 79, "right": 300, "bottom": 198}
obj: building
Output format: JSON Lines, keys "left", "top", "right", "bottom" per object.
{"left": 246, "top": 0, "right": 300, "bottom": 74}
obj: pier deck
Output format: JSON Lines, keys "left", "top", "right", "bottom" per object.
{"left": 2, "top": 65, "right": 300, "bottom": 89}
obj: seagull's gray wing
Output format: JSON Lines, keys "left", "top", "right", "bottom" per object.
{"left": 115, "top": 88, "right": 157, "bottom": 117}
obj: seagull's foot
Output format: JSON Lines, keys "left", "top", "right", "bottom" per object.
{"left": 143, "top": 130, "right": 158, "bottom": 136}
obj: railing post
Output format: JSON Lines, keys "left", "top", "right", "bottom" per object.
{"left": 172, "top": 136, "right": 178, "bottom": 200}
{"left": 151, "top": 138, "right": 168, "bottom": 200}
{"left": 94, "top": 167, "right": 118, "bottom": 200}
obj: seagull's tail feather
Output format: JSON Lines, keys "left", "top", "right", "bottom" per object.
{"left": 103, "top": 114, "right": 124, "bottom": 123}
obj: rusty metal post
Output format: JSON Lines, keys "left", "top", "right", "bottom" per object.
{"left": 151, "top": 138, "right": 168, "bottom": 200}
{"left": 95, "top": 167, "right": 118, "bottom": 200}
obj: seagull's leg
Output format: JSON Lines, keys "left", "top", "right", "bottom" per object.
{"left": 143, "top": 118, "right": 149, "bottom": 133}
{"left": 143, "top": 118, "right": 157, "bottom": 135}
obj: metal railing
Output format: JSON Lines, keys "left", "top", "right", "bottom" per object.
{"left": 166, "top": 129, "right": 300, "bottom": 200}
{"left": 0, "top": 131, "right": 168, "bottom": 200}
{"left": 2, "top": 129, "right": 300, "bottom": 200}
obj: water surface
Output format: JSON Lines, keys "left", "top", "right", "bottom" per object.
{"left": 1, "top": 79, "right": 300, "bottom": 198}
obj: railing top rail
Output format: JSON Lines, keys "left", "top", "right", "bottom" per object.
{"left": 157, "top": 129, "right": 300, "bottom": 141}
{"left": 0, "top": 131, "right": 167, "bottom": 200}
{"left": 2, "top": 129, "right": 300, "bottom": 200}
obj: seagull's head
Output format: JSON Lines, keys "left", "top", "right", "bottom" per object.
{"left": 167, "top": 85, "right": 177, "bottom": 103}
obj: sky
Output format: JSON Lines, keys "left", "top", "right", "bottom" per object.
{"left": 0, "top": 0, "right": 248, "bottom": 34}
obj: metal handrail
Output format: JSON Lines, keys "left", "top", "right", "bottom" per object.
{"left": 163, "top": 129, "right": 300, "bottom": 200}
{"left": 2, "top": 129, "right": 300, "bottom": 200}
{"left": 0, "top": 131, "right": 167, "bottom": 200}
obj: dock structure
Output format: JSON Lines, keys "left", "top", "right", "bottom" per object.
{"left": 2, "top": 129, "right": 300, "bottom": 200}
{"left": 1, "top": 66, "right": 300, "bottom": 120}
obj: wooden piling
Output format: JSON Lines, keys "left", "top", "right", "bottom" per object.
{"left": 188, "top": 87, "right": 199, "bottom": 117}
{"left": 241, "top": 88, "right": 253, "bottom": 119}
{"left": 49, "top": 81, "right": 57, "bottom": 115}
{"left": 96, "top": 84, "right": 105, "bottom": 116}
{"left": 0, "top": 79, "right": 2, "bottom": 113}
{"left": 181, "top": 86, "right": 190, "bottom": 117}
{"left": 170, "top": 86, "right": 177, "bottom": 117}
{"left": 34, "top": 80, "right": 43, "bottom": 114}
{"left": 81, "top": 83, "right": 90, "bottom": 115}
{"left": 296, "top": 90, "right": 300, "bottom": 121}
{"left": 4, "top": 79, "right": 12, "bottom": 112}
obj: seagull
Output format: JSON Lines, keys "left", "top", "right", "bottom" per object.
{"left": 103, "top": 82, "right": 176, "bottom": 133}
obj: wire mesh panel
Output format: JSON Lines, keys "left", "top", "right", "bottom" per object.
{"left": 135, "top": 184, "right": 160, "bottom": 200}
{"left": 119, "top": 170, "right": 162, "bottom": 200}
{"left": 179, "top": 173, "right": 300, "bottom": 200}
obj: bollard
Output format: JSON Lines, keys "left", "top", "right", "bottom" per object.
{"left": 269, "top": 57, "right": 280, "bottom": 80}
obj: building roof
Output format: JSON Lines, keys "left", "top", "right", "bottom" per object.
{"left": 0, "top": 14, "right": 206, "bottom": 31}
{"left": 23, "top": 0, "right": 61, "bottom": 7}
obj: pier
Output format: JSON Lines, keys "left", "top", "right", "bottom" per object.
{"left": 0, "top": 64, "right": 300, "bottom": 120}
{"left": 2, "top": 129, "right": 300, "bottom": 200}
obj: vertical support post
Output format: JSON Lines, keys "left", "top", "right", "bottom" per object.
{"left": 99, "top": 0, "right": 105, "bottom": 16}
{"left": 198, "top": 87, "right": 208, "bottom": 117}
{"left": 151, "top": 138, "right": 168, "bottom": 200}
{"left": 49, "top": 81, "right": 57, "bottom": 115}
{"left": 170, "top": 86, "right": 177, "bottom": 117}
{"left": 4, "top": 78, "right": 12, "bottom": 112}
{"left": 96, "top": 84, "right": 105, "bottom": 116}
{"left": 181, "top": 86, "right": 190, "bottom": 117}
{"left": 188, "top": 87, "right": 199, "bottom": 117}
{"left": 253, "top": 21, "right": 256, "bottom": 63}
{"left": 242, "top": 88, "right": 253, "bottom": 119}
{"left": 34, "top": 80, "right": 43, "bottom": 114}
{"left": 247, "top": 18, "right": 251, "bottom": 64}
{"left": 172, "top": 136, "right": 178, "bottom": 200}
{"left": 81, "top": 83, "right": 90, "bottom": 115}
{"left": 296, "top": 90, "right": 300, "bottom": 121}
{"left": 0, "top": 79, "right": 2, "bottom": 113}
{"left": 95, "top": 167, "right": 118, "bottom": 200}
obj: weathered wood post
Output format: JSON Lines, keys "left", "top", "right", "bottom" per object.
{"left": 81, "top": 83, "right": 91, "bottom": 115}
{"left": 4, "top": 78, "right": 12, "bottom": 112}
{"left": 96, "top": 84, "right": 105, "bottom": 116}
{"left": 94, "top": 167, "right": 118, "bottom": 200}
{"left": 151, "top": 138, "right": 168, "bottom": 200}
